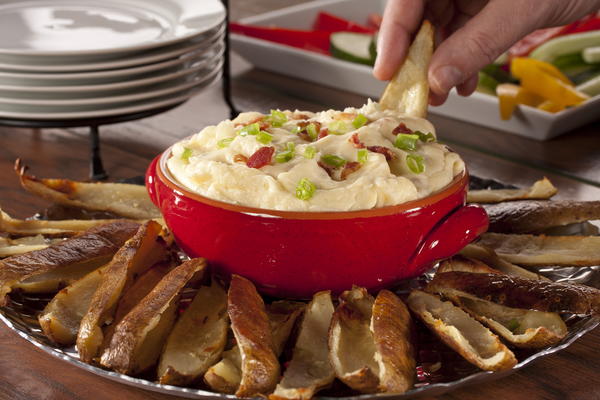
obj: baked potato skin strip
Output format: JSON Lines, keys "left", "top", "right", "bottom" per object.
{"left": 0, "top": 220, "right": 140, "bottom": 305}
{"left": 228, "top": 275, "right": 280, "bottom": 398}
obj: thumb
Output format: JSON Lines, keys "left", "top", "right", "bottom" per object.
{"left": 428, "top": 0, "right": 545, "bottom": 96}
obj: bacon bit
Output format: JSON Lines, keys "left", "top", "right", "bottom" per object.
{"left": 246, "top": 146, "right": 275, "bottom": 169}
{"left": 338, "top": 112, "right": 356, "bottom": 120}
{"left": 349, "top": 133, "right": 365, "bottom": 149}
{"left": 259, "top": 120, "right": 271, "bottom": 130}
{"left": 367, "top": 146, "right": 396, "bottom": 161}
{"left": 292, "top": 113, "right": 310, "bottom": 120}
{"left": 340, "top": 161, "right": 362, "bottom": 180}
{"left": 296, "top": 121, "right": 322, "bottom": 142}
{"left": 234, "top": 154, "right": 248, "bottom": 163}
{"left": 234, "top": 115, "right": 265, "bottom": 128}
{"left": 318, "top": 128, "right": 329, "bottom": 139}
{"left": 317, "top": 160, "right": 336, "bottom": 179}
{"left": 392, "top": 122, "right": 412, "bottom": 135}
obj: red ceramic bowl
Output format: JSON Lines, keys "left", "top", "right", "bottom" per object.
{"left": 146, "top": 150, "right": 488, "bottom": 298}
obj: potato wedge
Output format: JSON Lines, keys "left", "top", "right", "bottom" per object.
{"left": 371, "top": 290, "right": 415, "bottom": 394}
{"left": 0, "top": 220, "right": 140, "bottom": 304}
{"left": 76, "top": 221, "right": 168, "bottom": 363}
{"left": 271, "top": 291, "right": 335, "bottom": 400}
{"left": 0, "top": 235, "right": 61, "bottom": 257}
{"left": 38, "top": 264, "right": 109, "bottom": 346}
{"left": 467, "top": 177, "right": 557, "bottom": 203}
{"left": 379, "top": 21, "right": 434, "bottom": 118}
{"left": 478, "top": 233, "right": 600, "bottom": 266}
{"left": 225, "top": 275, "right": 280, "bottom": 397}
{"left": 433, "top": 289, "right": 567, "bottom": 348}
{"left": 427, "top": 271, "right": 600, "bottom": 315}
{"left": 407, "top": 290, "right": 517, "bottom": 371}
{"left": 437, "top": 255, "right": 502, "bottom": 275}
{"left": 100, "top": 258, "right": 207, "bottom": 375}
{"left": 158, "top": 280, "right": 228, "bottom": 386}
{"left": 16, "top": 159, "right": 160, "bottom": 220}
{"left": 329, "top": 287, "right": 379, "bottom": 393}
{"left": 459, "top": 244, "right": 548, "bottom": 281}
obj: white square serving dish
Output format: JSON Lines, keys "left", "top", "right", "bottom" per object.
{"left": 230, "top": 0, "right": 600, "bottom": 141}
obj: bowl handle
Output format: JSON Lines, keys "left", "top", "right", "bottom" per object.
{"left": 145, "top": 155, "right": 161, "bottom": 206}
{"left": 410, "top": 204, "right": 489, "bottom": 272}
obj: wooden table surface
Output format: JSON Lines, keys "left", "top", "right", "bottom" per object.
{"left": 1, "top": 1, "right": 599, "bottom": 399}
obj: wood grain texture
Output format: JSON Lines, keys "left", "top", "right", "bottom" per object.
{"left": 0, "top": 0, "right": 599, "bottom": 399}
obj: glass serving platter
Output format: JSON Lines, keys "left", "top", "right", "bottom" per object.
{"left": 0, "top": 176, "right": 598, "bottom": 399}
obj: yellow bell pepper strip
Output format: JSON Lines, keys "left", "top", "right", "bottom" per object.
{"left": 496, "top": 83, "right": 544, "bottom": 120}
{"left": 511, "top": 57, "right": 589, "bottom": 107}
{"left": 537, "top": 100, "right": 566, "bottom": 113}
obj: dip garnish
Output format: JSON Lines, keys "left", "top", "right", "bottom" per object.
{"left": 394, "top": 134, "right": 420, "bottom": 151}
{"left": 296, "top": 178, "right": 316, "bottom": 200}
{"left": 407, "top": 154, "right": 425, "bottom": 174}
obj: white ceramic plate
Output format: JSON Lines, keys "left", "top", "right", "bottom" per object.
{"left": 0, "top": 59, "right": 222, "bottom": 119}
{"left": 0, "top": 22, "right": 224, "bottom": 72}
{"left": 230, "top": 0, "right": 600, "bottom": 141}
{"left": 0, "top": 43, "right": 224, "bottom": 99}
{"left": 0, "top": 0, "right": 225, "bottom": 56}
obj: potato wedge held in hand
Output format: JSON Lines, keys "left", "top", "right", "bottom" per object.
{"left": 379, "top": 21, "right": 434, "bottom": 118}
{"left": 329, "top": 287, "right": 415, "bottom": 394}
{"left": 76, "top": 221, "right": 168, "bottom": 363}
{"left": 16, "top": 159, "right": 160, "bottom": 220}
{"left": 39, "top": 264, "right": 109, "bottom": 346}
{"left": 226, "top": 275, "right": 280, "bottom": 398}
{"left": 158, "top": 280, "right": 228, "bottom": 386}
{"left": 407, "top": 290, "right": 517, "bottom": 371}
{"left": 101, "top": 258, "right": 207, "bottom": 375}
{"left": 467, "top": 177, "right": 557, "bottom": 204}
{"left": 433, "top": 289, "right": 567, "bottom": 348}
{"left": 0, "top": 220, "right": 140, "bottom": 304}
{"left": 271, "top": 291, "right": 335, "bottom": 400}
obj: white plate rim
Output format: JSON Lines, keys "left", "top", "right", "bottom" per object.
{"left": 0, "top": 22, "right": 224, "bottom": 72}
{"left": 0, "top": 0, "right": 226, "bottom": 56}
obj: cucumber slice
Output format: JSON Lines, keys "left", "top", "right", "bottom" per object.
{"left": 583, "top": 46, "right": 600, "bottom": 64}
{"left": 330, "top": 32, "right": 375, "bottom": 66}
{"left": 576, "top": 73, "right": 600, "bottom": 96}
{"left": 552, "top": 53, "right": 597, "bottom": 80}
{"left": 530, "top": 31, "right": 600, "bottom": 63}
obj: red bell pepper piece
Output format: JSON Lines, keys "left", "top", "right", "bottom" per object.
{"left": 230, "top": 22, "right": 331, "bottom": 54}
{"left": 568, "top": 15, "right": 600, "bottom": 34}
{"left": 313, "top": 11, "right": 375, "bottom": 33}
{"left": 508, "top": 24, "right": 577, "bottom": 58}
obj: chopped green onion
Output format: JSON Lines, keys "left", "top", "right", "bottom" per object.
{"left": 217, "top": 138, "right": 234, "bottom": 148}
{"left": 181, "top": 147, "right": 193, "bottom": 162}
{"left": 328, "top": 120, "right": 350, "bottom": 135}
{"left": 321, "top": 154, "right": 346, "bottom": 168}
{"left": 357, "top": 149, "right": 368, "bottom": 164}
{"left": 306, "top": 123, "right": 318, "bottom": 140}
{"left": 256, "top": 130, "right": 273, "bottom": 144}
{"left": 394, "top": 134, "right": 420, "bottom": 151}
{"left": 296, "top": 178, "right": 316, "bottom": 200}
{"left": 290, "top": 125, "right": 301, "bottom": 134}
{"left": 352, "top": 113, "right": 368, "bottom": 129}
{"left": 239, "top": 122, "right": 260, "bottom": 136}
{"left": 303, "top": 146, "right": 316, "bottom": 159}
{"left": 415, "top": 130, "right": 436, "bottom": 142}
{"left": 506, "top": 319, "right": 520, "bottom": 332}
{"left": 275, "top": 142, "right": 296, "bottom": 163}
{"left": 268, "top": 109, "right": 288, "bottom": 127}
{"left": 286, "top": 142, "right": 296, "bottom": 152}
{"left": 406, "top": 154, "right": 425, "bottom": 174}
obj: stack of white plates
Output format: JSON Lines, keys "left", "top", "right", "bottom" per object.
{"left": 0, "top": 0, "right": 226, "bottom": 120}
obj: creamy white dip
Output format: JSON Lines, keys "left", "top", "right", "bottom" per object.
{"left": 167, "top": 100, "right": 464, "bottom": 212}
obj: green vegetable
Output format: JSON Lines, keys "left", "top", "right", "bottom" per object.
{"left": 476, "top": 71, "right": 499, "bottom": 95}
{"left": 181, "top": 147, "right": 193, "bottom": 162}
{"left": 275, "top": 142, "right": 295, "bottom": 163}
{"left": 296, "top": 178, "right": 316, "bottom": 200}
{"left": 506, "top": 319, "right": 520, "bottom": 332}
{"left": 481, "top": 64, "right": 515, "bottom": 84}
{"left": 576, "top": 73, "right": 600, "bottom": 96}
{"left": 268, "top": 109, "right": 288, "bottom": 127}
{"left": 303, "top": 146, "right": 316, "bottom": 159}
{"left": 352, "top": 113, "right": 368, "bottom": 129}
{"left": 306, "top": 123, "right": 318, "bottom": 140}
{"left": 290, "top": 125, "right": 301, "bottom": 134}
{"left": 406, "top": 154, "right": 425, "bottom": 174}
{"left": 239, "top": 123, "right": 260, "bottom": 136}
{"left": 217, "top": 138, "right": 234, "bottom": 148}
{"left": 330, "top": 32, "right": 376, "bottom": 66}
{"left": 357, "top": 149, "right": 368, "bottom": 164}
{"left": 328, "top": 120, "right": 350, "bottom": 135}
{"left": 415, "top": 131, "right": 436, "bottom": 143}
{"left": 394, "top": 134, "right": 419, "bottom": 151}
{"left": 320, "top": 154, "right": 346, "bottom": 167}
{"left": 530, "top": 31, "right": 600, "bottom": 63}
{"left": 552, "top": 53, "right": 596, "bottom": 79}
{"left": 583, "top": 46, "right": 600, "bottom": 64}
{"left": 256, "top": 130, "right": 273, "bottom": 144}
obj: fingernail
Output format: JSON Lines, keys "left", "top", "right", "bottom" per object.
{"left": 431, "top": 65, "right": 463, "bottom": 93}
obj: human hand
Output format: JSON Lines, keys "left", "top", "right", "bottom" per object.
{"left": 373, "top": 0, "right": 600, "bottom": 105}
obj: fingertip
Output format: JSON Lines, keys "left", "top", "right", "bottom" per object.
{"left": 428, "top": 90, "right": 449, "bottom": 106}
{"left": 457, "top": 74, "right": 479, "bottom": 96}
